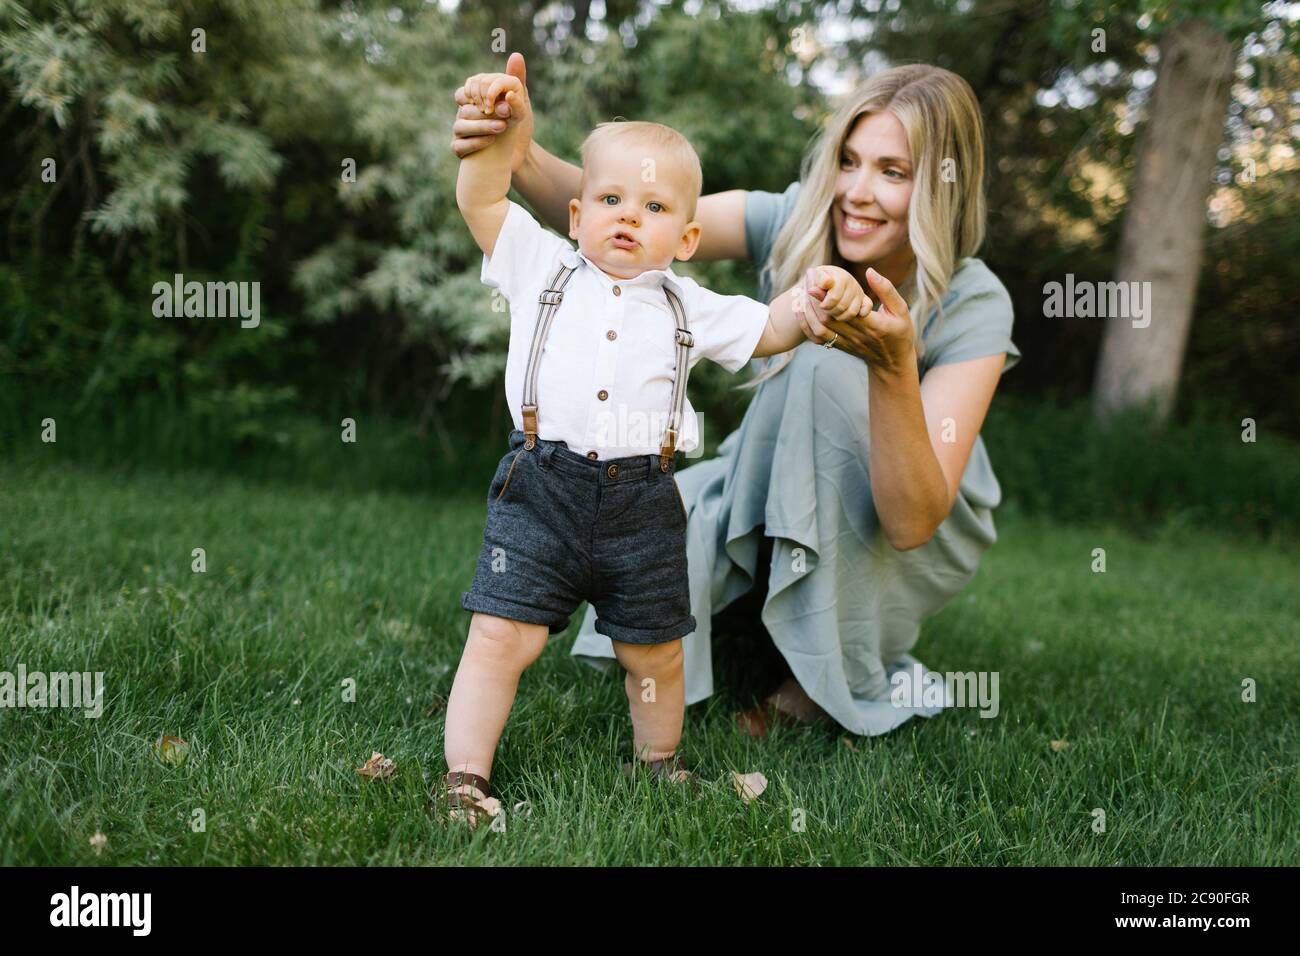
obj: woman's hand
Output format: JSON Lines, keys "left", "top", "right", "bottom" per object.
{"left": 452, "top": 51, "right": 534, "bottom": 172}
{"left": 795, "top": 266, "right": 918, "bottom": 377}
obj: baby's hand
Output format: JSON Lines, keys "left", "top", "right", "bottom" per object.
{"left": 462, "top": 73, "right": 525, "bottom": 127}
{"left": 808, "top": 265, "right": 871, "bottom": 322}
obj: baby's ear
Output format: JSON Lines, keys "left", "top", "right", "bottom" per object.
{"left": 674, "top": 220, "right": 702, "bottom": 262}
{"left": 567, "top": 198, "right": 582, "bottom": 240}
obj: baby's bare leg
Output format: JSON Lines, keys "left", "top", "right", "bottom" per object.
{"left": 612, "top": 638, "right": 685, "bottom": 762}
{"left": 444, "top": 612, "right": 549, "bottom": 781}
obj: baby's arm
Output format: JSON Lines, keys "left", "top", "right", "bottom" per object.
{"left": 751, "top": 266, "right": 870, "bottom": 357}
{"left": 455, "top": 73, "right": 527, "bottom": 258}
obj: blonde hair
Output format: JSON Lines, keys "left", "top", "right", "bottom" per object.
{"left": 741, "top": 64, "right": 986, "bottom": 389}
{"left": 578, "top": 120, "right": 704, "bottom": 220}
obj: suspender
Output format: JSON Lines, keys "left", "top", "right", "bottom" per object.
{"left": 521, "top": 261, "right": 694, "bottom": 473}
{"left": 660, "top": 284, "right": 694, "bottom": 472}
{"left": 520, "top": 261, "right": 577, "bottom": 449}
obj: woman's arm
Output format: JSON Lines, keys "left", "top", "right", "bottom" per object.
{"left": 870, "top": 353, "right": 1005, "bottom": 550}
{"left": 511, "top": 141, "right": 580, "bottom": 236}
{"left": 802, "top": 267, "right": 1005, "bottom": 550}
{"left": 690, "top": 189, "right": 750, "bottom": 261}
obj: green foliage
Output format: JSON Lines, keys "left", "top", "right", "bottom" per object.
{"left": 983, "top": 393, "right": 1300, "bottom": 543}
{"left": 0, "top": 0, "right": 1295, "bottom": 434}
{"left": 4, "top": 371, "right": 1297, "bottom": 542}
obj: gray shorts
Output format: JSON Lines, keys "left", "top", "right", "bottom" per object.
{"left": 461, "top": 428, "right": 696, "bottom": 644}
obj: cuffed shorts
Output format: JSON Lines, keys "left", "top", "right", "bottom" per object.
{"left": 461, "top": 428, "right": 696, "bottom": 644}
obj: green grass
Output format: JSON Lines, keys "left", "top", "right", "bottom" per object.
{"left": 0, "top": 452, "right": 1296, "bottom": 866}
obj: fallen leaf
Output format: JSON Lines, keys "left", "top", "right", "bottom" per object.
{"left": 841, "top": 737, "right": 858, "bottom": 751}
{"left": 424, "top": 695, "right": 446, "bottom": 718}
{"left": 153, "top": 735, "right": 190, "bottom": 766}
{"left": 1049, "top": 739, "right": 1071, "bottom": 752}
{"left": 356, "top": 751, "right": 396, "bottom": 779}
{"left": 731, "top": 771, "right": 768, "bottom": 803}
{"left": 89, "top": 832, "right": 107, "bottom": 855}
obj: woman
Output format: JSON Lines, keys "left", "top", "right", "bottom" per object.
{"left": 451, "top": 53, "right": 1020, "bottom": 737}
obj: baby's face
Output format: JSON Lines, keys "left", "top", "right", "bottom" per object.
{"left": 568, "top": 147, "right": 700, "bottom": 279}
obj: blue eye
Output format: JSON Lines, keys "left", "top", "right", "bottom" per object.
{"left": 602, "top": 195, "right": 619, "bottom": 205}
{"left": 647, "top": 202, "right": 663, "bottom": 213}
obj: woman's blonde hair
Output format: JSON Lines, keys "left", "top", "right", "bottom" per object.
{"left": 741, "top": 63, "right": 986, "bottom": 389}
{"left": 578, "top": 119, "right": 703, "bottom": 220}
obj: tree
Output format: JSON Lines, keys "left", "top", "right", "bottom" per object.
{"left": 1092, "top": 14, "right": 1237, "bottom": 426}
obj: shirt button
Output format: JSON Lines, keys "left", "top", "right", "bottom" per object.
{"left": 586, "top": 451, "right": 598, "bottom": 460}
{"left": 606, "top": 464, "right": 619, "bottom": 478}
{"left": 597, "top": 389, "right": 609, "bottom": 401}
{"left": 606, "top": 329, "right": 617, "bottom": 340}
{"left": 612, "top": 286, "right": 621, "bottom": 297}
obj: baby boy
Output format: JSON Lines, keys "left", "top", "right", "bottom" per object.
{"left": 435, "top": 71, "right": 870, "bottom": 825}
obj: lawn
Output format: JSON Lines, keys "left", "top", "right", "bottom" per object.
{"left": 1, "top": 453, "right": 1295, "bottom": 865}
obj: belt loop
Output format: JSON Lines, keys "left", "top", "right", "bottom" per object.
{"left": 645, "top": 454, "right": 659, "bottom": 482}
{"left": 538, "top": 441, "right": 555, "bottom": 469}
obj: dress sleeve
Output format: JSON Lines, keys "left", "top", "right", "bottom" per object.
{"left": 744, "top": 181, "right": 802, "bottom": 270}
{"left": 479, "top": 200, "right": 572, "bottom": 305}
{"left": 921, "top": 260, "right": 1022, "bottom": 377}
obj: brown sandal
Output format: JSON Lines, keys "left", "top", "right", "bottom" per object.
{"left": 622, "top": 754, "right": 702, "bottom": 795}
{"left": 429, "top": 770, "right": 497, "bottom": 828}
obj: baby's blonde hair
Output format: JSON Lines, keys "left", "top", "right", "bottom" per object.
{"left": 578, "top": 120, "right": 703, "bottom": 220}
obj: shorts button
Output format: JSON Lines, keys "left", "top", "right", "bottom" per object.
{"left": 597, "top": 389, "right": 609, "bottom": 401}
{"left": 586, "top": 451, "right": 598, "bottom": 460}
{"left": 606, "top": 329, "right": 617, "bottom": 340}
{"left": 612, "top": 285, "right": 621, "bottom": 297}
{"left": 606, "top": 463, "right": 619, "bottom": 479}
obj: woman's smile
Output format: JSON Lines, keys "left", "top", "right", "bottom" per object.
{"left": 840, "top": 211, "right": 886, "bottom": 236}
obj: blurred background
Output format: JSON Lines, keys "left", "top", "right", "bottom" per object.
{"left": 1, "top": 0, "right": 1297, "bottom": 536}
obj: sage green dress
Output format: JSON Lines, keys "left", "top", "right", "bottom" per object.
{"left": 569, "top": 181, "right": 1022, "bottom": 735}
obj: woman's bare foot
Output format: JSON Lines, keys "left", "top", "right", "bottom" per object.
{"left": 735, "top": 677, "right": 827, "bottom": 738}
{"left": 765, "top": 676, "right": 827, "bottom": 723}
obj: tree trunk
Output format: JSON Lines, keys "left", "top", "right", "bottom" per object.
{"left": 1092, "top": 19, "right": 1236, "bottom": 427}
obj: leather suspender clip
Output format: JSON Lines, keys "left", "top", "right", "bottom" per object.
{"left": 522, "top": 404, "right": 539, "bottom": 449}
{"left": 659, "top": 428, "right": 678, "bottom": 473}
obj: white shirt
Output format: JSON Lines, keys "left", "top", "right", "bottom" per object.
{"left": 480, "top": 200, "right": 770, "bottom": 459}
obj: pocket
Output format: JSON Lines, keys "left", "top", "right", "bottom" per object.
{"left": 491, "top": 448, "right": 527, "bottom": 503}
{"left": 669, "top": 476, "right": 688, "bottom": 525}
